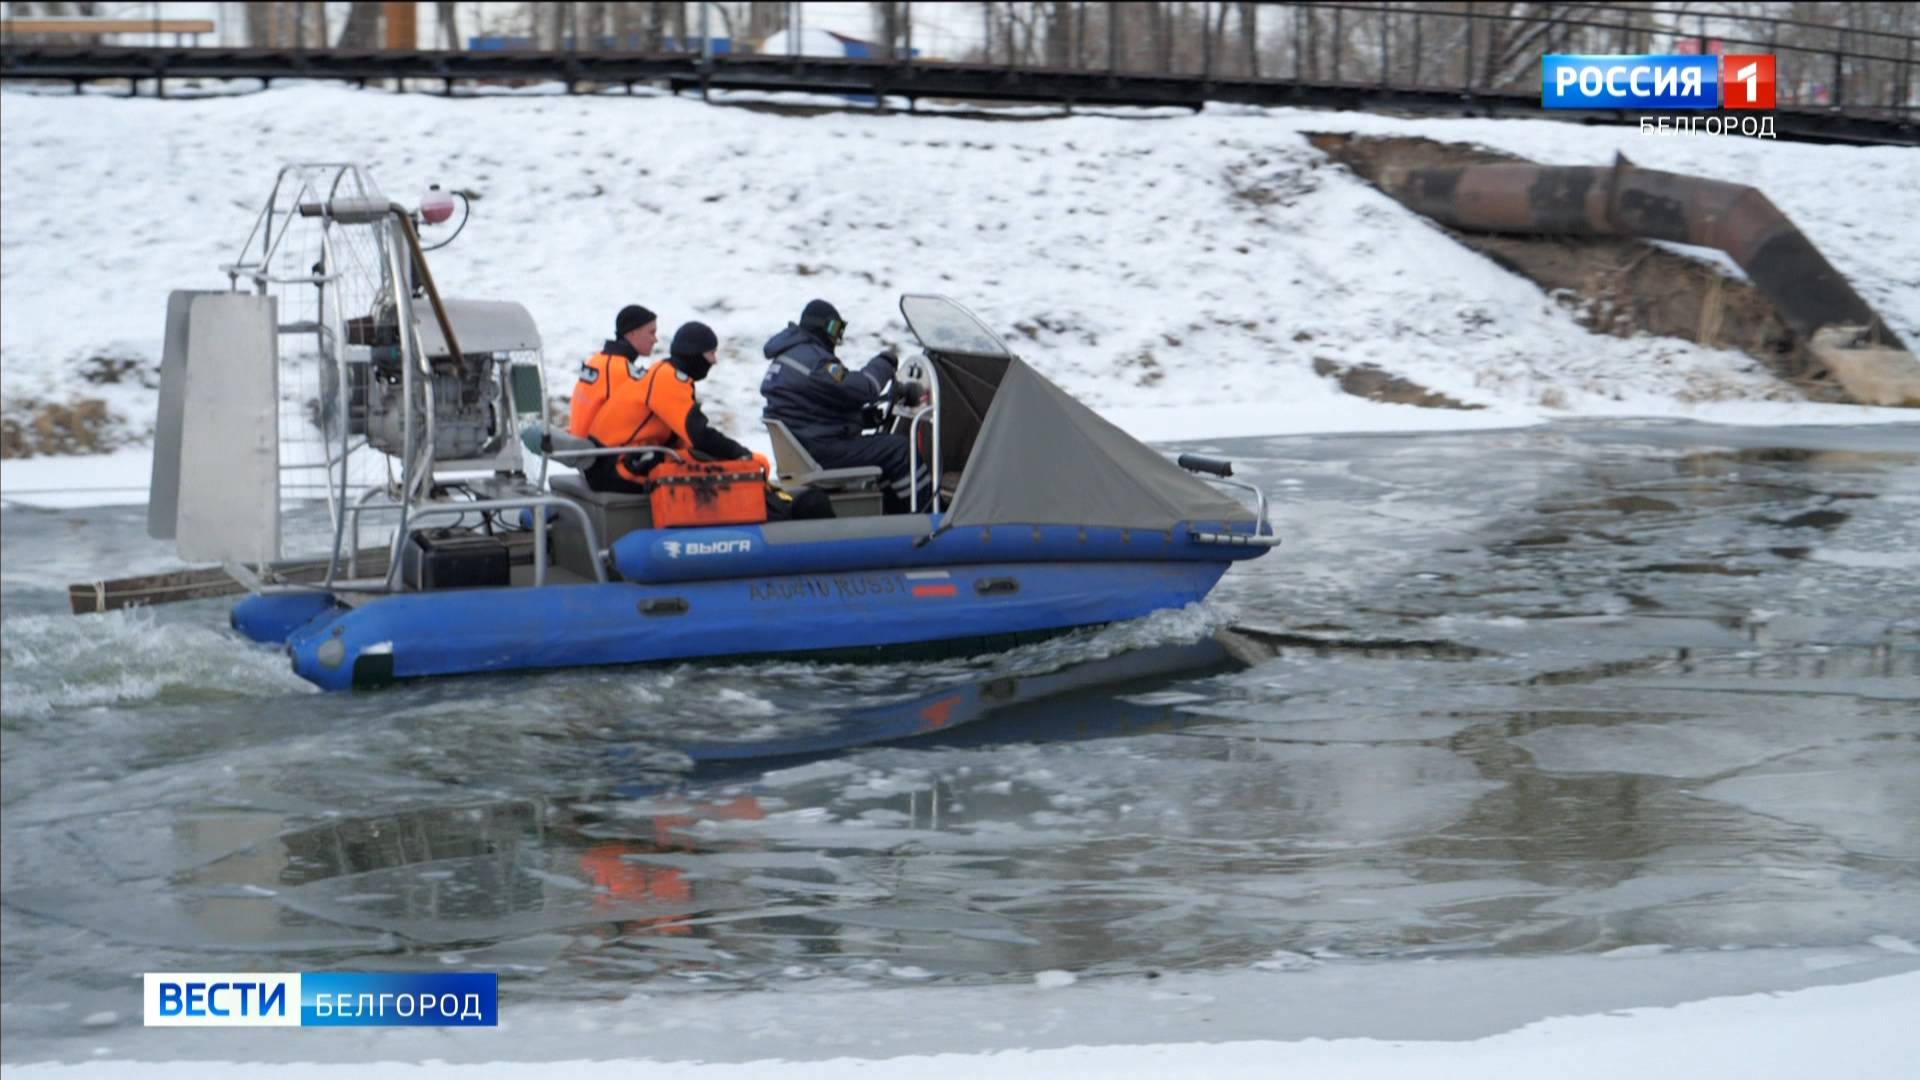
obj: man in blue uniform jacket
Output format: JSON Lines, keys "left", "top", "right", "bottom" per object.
{"left": 760, "top": 299, "right": 931, "bottom": 513}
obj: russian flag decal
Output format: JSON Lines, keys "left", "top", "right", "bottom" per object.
{"left": 907, "top": 570, "right": 956, "bottom": 598}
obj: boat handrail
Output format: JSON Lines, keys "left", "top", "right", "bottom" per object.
{"left": 1173, "top": 454, "right": 1279, "bottom": 547}
{"left": 342, "top": 493, "right": 609, "bottom": 587}
{"left": 905, "top": 403, "right": 939, "bottom": 514}
{"left": 542, "top": 444, "right": 687, "bottom": 464}
{"left": 533, "top": 441, "right": 691, "bottom": 495}
{"left": 1211, "top": 476, "right": 1274, "bottom": 540}
{"left": 900, "top": 353, "right": 943, "bottom": 514}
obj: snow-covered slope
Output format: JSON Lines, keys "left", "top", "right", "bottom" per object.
{"left": 2, "top": 84, "right": 1916, "bottom": 468}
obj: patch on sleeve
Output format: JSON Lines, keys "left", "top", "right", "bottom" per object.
{"left": 826, "top": 363, "right": 847, "bottom": 383}
{"left": 577, "top": 363, "right": 599, "bottom": 384}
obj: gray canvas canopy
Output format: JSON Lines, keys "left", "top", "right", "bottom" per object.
{"left": 940, "top": 355, "right": 1255, "bottom": 531}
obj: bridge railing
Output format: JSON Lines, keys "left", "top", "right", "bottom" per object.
{"left": 953, "top": 2, "right": 1917, "bottom": 123}
{"left": 3, "top": 1, "right": 1914, "bottom": 123}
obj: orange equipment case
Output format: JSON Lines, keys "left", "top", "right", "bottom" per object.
{"left": 647, "top": 459, "right": 768, "bottom": 527}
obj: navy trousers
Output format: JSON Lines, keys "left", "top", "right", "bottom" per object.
{"left": 803, "top": 432, "right": 933, "bottom": 514}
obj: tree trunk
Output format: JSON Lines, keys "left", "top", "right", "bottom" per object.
{"left": 1242, "top": 1, "right": 1257, "bottom": 78}
{"left": 745, "top": 1, "right": 783, "bottom": 45}
{"left": 871, "top": 2, "right": 895, "bottom": 59}
{"left": 1045, "top": 1, "right": 1071, "bottom": 67}
{"left": 435, "top": 0, "right": 457, "bottom": 50}
{"left": 1152, "top": 2, "right": 1169, "bottom": 72}
{"left": 1211, "top": 0, "right": 1229, "bottom": 76}
{"left": 1304, "top": 8, "right": 1318, "bottom": 80}
{"left": 245, "top": 1, "right": 271, "bottom": 47}
{"left": 584, "top": 1, "right": 608, "bottom": 47}
{"left": 646, "top": 2, "right": 665, "bottom": 51}
{"left": 612, "top": 1, "right": 640, "bottom": 48}
{"left": 336, "top": 1, "right": 382, "bottom": 49}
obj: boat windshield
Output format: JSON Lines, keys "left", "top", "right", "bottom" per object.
{"left": 900, "top": 295, "right": 1010, "bottom": 358}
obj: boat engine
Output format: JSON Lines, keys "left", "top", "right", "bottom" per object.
{"left": 365, "top": 362, "right": 501, "bottom": 462}
{"left": 345, "top": 298, "right": 503, "bottom": 463}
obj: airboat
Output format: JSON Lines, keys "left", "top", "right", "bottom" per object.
{"left": 127, "top": 163, "right": 1278, "bottom": 691}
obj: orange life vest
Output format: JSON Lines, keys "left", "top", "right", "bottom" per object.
{"left": 569, "top": 349, "right": 671, "bottom": 438}
{"left": 570, "top": 355, "right": 700, "bottom": 484}
{"left": 567, "top": 350, "right": 627, "bottom": 438}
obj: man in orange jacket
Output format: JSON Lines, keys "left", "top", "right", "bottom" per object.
{"left": 571, "top": 316, "right": 763, "bottom": 493}
{"left": 569, "top": 303, "right": 663, "bottom": 492}
{"left": 570, "top": 303, "right": 658, "bottom": 439}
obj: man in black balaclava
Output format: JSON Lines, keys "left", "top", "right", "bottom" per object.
{"left": 648, "top": 322, "right": 832, "bottom": 521}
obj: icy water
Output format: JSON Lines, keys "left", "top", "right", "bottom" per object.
{"left": 3, "top": 419, "right": 1918, "bottom": 1057}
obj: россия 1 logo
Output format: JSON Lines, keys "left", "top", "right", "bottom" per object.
{"left": 1541, "top": 54, "right": 1776, "bottom": 110}
{"left": 1722, "top": 55, "right": 1777, "bottom": 109}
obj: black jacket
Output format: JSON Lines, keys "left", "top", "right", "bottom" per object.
{"left": 758, "top": 324, "right": 897, "bottom": 441}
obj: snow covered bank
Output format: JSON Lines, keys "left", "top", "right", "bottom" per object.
{"left": 3, "top": 85, "right": 1916, "bottom": 479}
{"left": 7, "top": 951, "right": 1918, "bottom": 1077}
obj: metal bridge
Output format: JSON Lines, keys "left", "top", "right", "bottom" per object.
{"left": 3, "top": 2, "right": 1914, "bottom": 146}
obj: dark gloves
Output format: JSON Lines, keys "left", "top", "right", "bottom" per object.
{"left": 895, "top": 380, "right": 927, "bottom": 407}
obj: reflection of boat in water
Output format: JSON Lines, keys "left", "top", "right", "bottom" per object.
{"left": 202, "top": 639, "right": 1244, "bottom": 946}
{"left": 593, "top": 637, "right": 1244, "bottom": 799}
{"left": 113, "top": 164, "right": 1278, "bottom": 690}
{"left": 679, "top": 639, "right": 1236, "bottom": 765}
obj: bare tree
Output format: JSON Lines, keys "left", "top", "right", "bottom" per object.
{"left": 336, "top": 1, "right": 381, "bottom": 49}
{"left": 1242, "top": 2, "right": 1259, "bottom": 78}
{"left": 1044, "top": 1, "right": 1071, "bottom": 68}
{"left": 243, "top": 1, "right": 273, "bottom": 47}
{"left": 244, "top": 1, "right": 319, "bottom": 49}
{"left": 872, "top": 2, "right": 898, "bottom": 59}
{"left": 583, "top": 1, "right": 608, "bottom": 47}
{"left": 611, "top": 1, "right": 640, "bottom": 47}
{"left": 1479, "top": 4, "right": 1593, "bottom": 91}
{"left": 745, "top": 1, "right": 785, "bottom": 44}
{"left": 1208, "top": 0, "right": 1228, "bottom": 75}
{"left": 1741, "top": 0, "right": 1919, "bottom": 107}
{"left": 645, "top": 2, "right": 666, "bottom": 51}
{"left": 432, "top": 1, "right": 457, "bottom": 49}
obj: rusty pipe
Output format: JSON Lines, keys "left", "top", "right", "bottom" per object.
{"left": 1383, "top": 155, "right": 1903, "bottom": 350}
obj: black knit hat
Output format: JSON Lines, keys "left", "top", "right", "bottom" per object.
{"left": 670, "top": 320, "right": 719, "bottom": 360}
{"left": 800, "top": 299, "right": 842, "bottom": 335}
{"left": 615, "top": 304, "right": 657, "bottom": 337}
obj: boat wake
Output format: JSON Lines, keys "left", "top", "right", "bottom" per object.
{"left": 0, "top": 607, "right": 313, "bottom": 722}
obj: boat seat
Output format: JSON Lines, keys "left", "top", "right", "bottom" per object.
{"left": 767, "top": 419, "right": 884, "bottom": 518}
{"left": 548, "top": 473, "right": 652, "bottom": 579}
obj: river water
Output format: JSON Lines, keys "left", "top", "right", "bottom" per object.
{"left": 3, "top": 419, "right": 1917, "bottom": 1060}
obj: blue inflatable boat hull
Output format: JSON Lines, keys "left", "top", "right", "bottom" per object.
{"left": 233, "top": 515, "right": 1270, "bottom": 691}
{"left": 242, "top": 558, "right": 1232, "bottom": 691}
